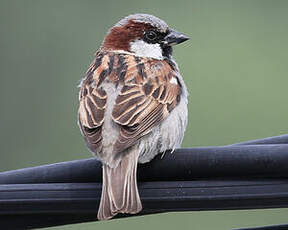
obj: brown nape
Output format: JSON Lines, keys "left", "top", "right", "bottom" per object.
{"left": 103, "top": 20, "right": 153, "bottom": 51}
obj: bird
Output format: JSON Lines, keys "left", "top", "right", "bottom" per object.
{"left": 78, "top": 13, "right": 189, "bottom": 220}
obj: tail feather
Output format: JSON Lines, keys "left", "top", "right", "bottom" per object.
{"left": 97, "top": 149, "right": 142, "bottom": 220}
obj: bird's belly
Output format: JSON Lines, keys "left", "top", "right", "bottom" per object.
{"left": 138, "top": 93, "right": 188, "bottom": 163}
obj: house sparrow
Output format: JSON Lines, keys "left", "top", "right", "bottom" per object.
{"left": 78, "top": 13, "right": 189, "bottom": 220}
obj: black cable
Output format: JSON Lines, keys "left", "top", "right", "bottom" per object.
{"left": 1, "top": 140, "right": 288, "bottom": 184}
{"left": 0, "top": 134, "right": 288, "bottom": 229}
{"left": 234, "top": 224, "right": 288, "bottom": 230}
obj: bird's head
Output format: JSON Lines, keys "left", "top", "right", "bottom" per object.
{"left": 102, "top": 14, "right": 189, "bottom": 60}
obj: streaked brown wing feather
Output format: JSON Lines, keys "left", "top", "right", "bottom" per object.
{"left": 79, "top": 51, "right": 181, "bottom": 155}
{"left": 78, "top": 51, "right": 109, "bottom": 153}
{"left": 112, "top": 58, "right": 181, "bottom": 153}
{"left": 78, "top": 85, "right": 107, "bottom": 151}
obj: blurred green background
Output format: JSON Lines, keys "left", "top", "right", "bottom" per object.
{"left": 1, "top": 0, "right": 288, "bottom": 229}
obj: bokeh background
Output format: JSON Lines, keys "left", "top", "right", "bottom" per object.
{"left": 1, "top": 0, "right": 288, "bottom": 229}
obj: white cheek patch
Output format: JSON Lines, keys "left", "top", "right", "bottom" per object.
{"left": 169, "top": 77, "right": 178, "bottom": 85}
{"left": 130, "top": 40, "right": 163, "bottom": 60}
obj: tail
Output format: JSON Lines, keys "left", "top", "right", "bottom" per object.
{"left": 97, "top": 149, "right": 142, "bottom": 220}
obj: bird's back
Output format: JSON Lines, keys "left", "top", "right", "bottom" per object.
{"left": 78, "top": 50, "right": 186, "bottom": 167}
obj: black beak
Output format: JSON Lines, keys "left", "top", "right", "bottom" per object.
{"left": 164, "top": 29, "right": 189, "bottom": 46}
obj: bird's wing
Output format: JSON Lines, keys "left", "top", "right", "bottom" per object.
{"left": 78, "top": 52, "right": 108, "bottom": 153}
{"left": 112, "top": 55, "right": 181, "bottom": 153}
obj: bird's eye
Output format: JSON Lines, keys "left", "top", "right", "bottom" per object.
{"left": 144, "top": 30, "right": 158, "bottom": 42}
